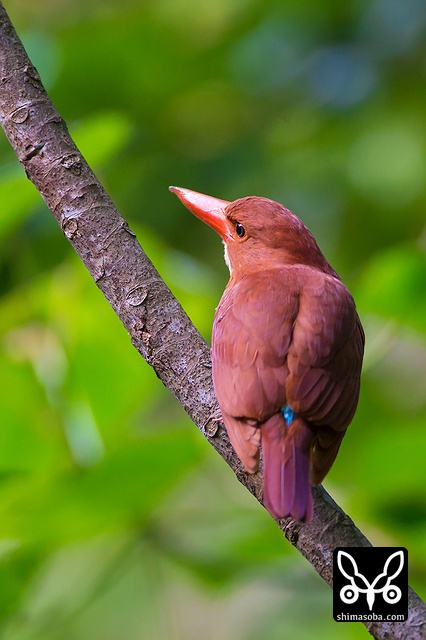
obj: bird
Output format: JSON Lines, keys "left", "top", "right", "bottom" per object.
{"left": 170, "top": 186, "right": 364, "bottom": 522}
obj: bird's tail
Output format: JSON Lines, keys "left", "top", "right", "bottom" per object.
{"left": 261, "top": 414, "right": 314, "bottom": 522}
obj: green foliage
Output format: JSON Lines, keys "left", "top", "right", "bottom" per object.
{"left": 0, "top": 0, "right": 425, "bottom": 638}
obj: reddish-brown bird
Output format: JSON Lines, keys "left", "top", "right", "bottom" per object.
{"left": 170, "top": 187, "right": 364, "bottom": 522}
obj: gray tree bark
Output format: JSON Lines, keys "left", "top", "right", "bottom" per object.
{"left": 0, "top": 4, "right": 424, "bottom": 638}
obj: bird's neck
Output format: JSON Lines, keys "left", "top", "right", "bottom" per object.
{"left": 225, "top": 258, "right": 340, "bottom": 287}
{"left": 223, "top": 238, "right": 339, "bottom": 281}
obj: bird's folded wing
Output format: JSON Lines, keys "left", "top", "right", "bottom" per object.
{"left": 212, "top": 269, "right": 299, "bottom": 420}
{"left": 286, "top": 270, "right": 364, "bottom": 430}
{"left": 285, "top": 270, "right": 364, "bottom": 482}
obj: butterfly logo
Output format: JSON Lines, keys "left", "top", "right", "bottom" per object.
{"left": 337, "top": 550, "right": 404, "bottom": 611}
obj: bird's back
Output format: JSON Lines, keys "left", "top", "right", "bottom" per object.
{"left": 212, "top": 264, "right": 364, "bottom": 498}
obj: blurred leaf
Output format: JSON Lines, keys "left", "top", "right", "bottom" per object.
{"left": 71, "top": 111, "right": 133, "bottom": 168}
{"left": 356, "top": 244, "right": 426, "bottom": 333}
{"left": 0, "top": 426, "right": 204, "bottom": 549}
{"left": 0, "top": 171, "right": 39, "bottom": 239}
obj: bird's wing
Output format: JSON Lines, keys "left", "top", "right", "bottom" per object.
{"left": 285, "top": 269, "right": 364, "bottom": 426}
{"left": 285, "top": 269, "right": 365, "bottom": 483}
{"left": 212, "top": 270, "right": 299, "bottom": 472}
{"left": 212, "top": 270, "right": 298, "bottom": 420}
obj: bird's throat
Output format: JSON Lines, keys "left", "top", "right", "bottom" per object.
{"left": 223, "top": 242, "right": 232, "bottom": 275}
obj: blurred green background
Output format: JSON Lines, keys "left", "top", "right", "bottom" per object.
{"left": 0, "top": 0, "right": 425, "bottom": 638}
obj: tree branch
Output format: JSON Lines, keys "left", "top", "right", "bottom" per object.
{"left": 0, "top": 4, "right": 424, "bottom": 638}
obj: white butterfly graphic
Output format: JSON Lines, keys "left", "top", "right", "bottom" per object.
{"left": 337, "top": 550, "right": 404, "bottom": 611}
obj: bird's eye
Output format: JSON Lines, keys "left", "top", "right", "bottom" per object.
{"left": 235, "top": 222, "right": 246, "bottom": 238}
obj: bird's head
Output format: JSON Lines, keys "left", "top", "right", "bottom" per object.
{"left": 170, "top": 187, "right": 336, "bottom": 279}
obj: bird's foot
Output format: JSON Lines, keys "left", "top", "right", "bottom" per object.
{"left": 203, "top": 410, "right": 223, "bottom": 437}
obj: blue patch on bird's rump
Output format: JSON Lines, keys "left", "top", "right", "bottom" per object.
{"left": 281, "top": 404, "right": 294, "bottom": 426}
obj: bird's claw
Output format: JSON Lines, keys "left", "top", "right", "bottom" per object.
{"left": 203, "top": 410, "right": 223, "bottom": 437}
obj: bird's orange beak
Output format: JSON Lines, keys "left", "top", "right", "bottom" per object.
{"left": 169, "top": 186, "right": 231, "bottom": 240}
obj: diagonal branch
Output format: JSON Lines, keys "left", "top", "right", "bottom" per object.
{"left": 0, "top": 4, "right": 424, "bottom": 638}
